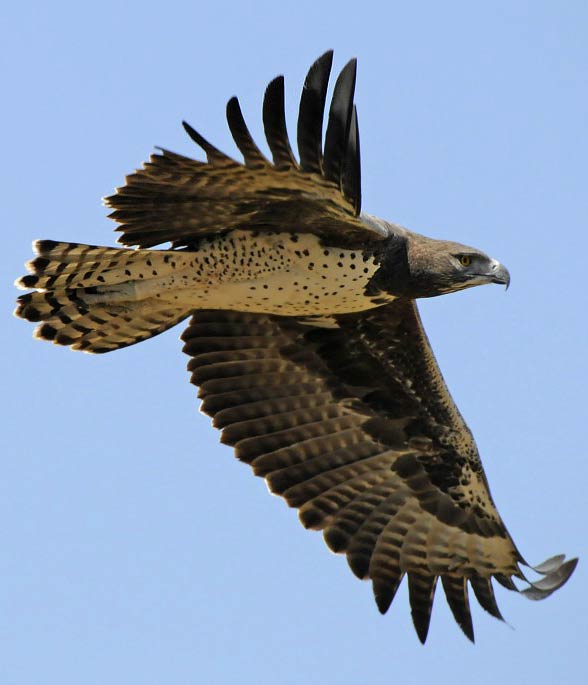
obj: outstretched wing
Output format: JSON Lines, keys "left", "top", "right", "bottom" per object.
{"left": 106, "top": 51, "right": 386, "bottom": 249}
{"left": 181, "top": 302, "right": 577, "bottom": 643}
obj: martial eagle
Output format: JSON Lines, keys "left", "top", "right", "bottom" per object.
{"left": 15, "top": 51, "right": 576, "bottom": 643}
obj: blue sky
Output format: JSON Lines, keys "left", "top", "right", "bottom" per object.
{"left": 2, "top": 1, "right": 586, "bottom": 683}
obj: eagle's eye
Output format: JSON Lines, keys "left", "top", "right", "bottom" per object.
{"left": 458, "top": 255, "right": 472, "bottom": 267}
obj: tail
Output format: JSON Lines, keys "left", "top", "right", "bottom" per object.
{"left": 15, "top": 240, "right": 193, "bottom": 353}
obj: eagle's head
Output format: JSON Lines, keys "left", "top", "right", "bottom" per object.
{"left": 404, "top": 234, "right": 511, "bottom": 298}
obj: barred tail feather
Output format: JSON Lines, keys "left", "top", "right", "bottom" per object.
{"left": 15, "top": 239, "right": 193, "bottom": 291}
{"left": 15, "top": 240, "right": 193, "bottom": 353}
{"left": 16, "top": 290, "right": 189, "bottom": 353}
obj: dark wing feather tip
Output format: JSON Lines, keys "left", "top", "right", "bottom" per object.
{"left": 297, "top": 50, "right": 334, "bottom": 173}
{"left": 263, "top": 76, "right": 297, "bottom": 168}
{"left": 226, "top": 97, "right": 269, "bottom": 167}
{"left": 342, "top": 105, "right": 361, "bottom": 213}
{"left": 494, "top": 574, "right": 518, "bottom": 591}
{"left": 181, "top": 121, "right": 235, "bottom": 165}
{"left": 408, "top": 574, "right": 438, "bottom": 644}
{"left": 441, "top": 575, "right": 475, "bottom": 643}
{"left": 470, "top": 576, "right": 504, "bottom": 621}
{"left": 323, "top": 59, "right": 358, "bottom": 187}
{"left": 373, "top": 573, "right": 404, "bottom": 615}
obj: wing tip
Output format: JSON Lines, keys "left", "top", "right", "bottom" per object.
{"left": 182, "top": 120, "right": 235, "bottom": 165}
{"left": 263, "top": 74, "right": 297, "bottom": 168}
{"left": 322, "top": 54, "right": 361, "bottom": 212}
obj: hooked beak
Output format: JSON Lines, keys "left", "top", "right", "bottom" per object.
{"left": 489, "top": 259, "right": 511, "bottom": 290}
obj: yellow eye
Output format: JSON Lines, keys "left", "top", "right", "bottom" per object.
{"left": 459, "top": 255, "right": 472, "bottom": 267}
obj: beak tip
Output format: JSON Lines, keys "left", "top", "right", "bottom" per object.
{"left": 491, "top": 261, "right": 510, "bottom": 290}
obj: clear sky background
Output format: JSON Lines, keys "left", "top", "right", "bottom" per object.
{"left": 2, "top": 2, "right": 586, "bottom": 683}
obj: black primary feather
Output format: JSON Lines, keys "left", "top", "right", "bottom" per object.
{"left": 323, "top": 58, "right": 357, "bottom": 189}
{"left": 408, "top": 573, "right": 438, "bottom": 644}
{"left": 181, "top": 121, "right": 236, "bottom": 166}
{"left": 342, "top": 105, "right": 361, "bottom": 213}
{"left": 469, "top": 576, "right": 504, "bottom": 621}
{"left": 441, "top": 576, "right": 475, "bottom": 642}
{"left": 372, "top": 570, "right": 404, "bottom": 615}
{"left": 226, "top": 97, "right": 269, "bottom": 167}
{"left": 262, "top": 76, "right": 297, "bottom": 168}
{"left": 297, "top": 50, "right": 334, "bottom": 173}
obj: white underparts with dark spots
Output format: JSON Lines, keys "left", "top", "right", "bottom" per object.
{"left": 84, "top": 230, "right": 394, "bottom": 317}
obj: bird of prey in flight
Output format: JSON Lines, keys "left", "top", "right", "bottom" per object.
{"left": 15, "top": 51, "right": 576, "bottom": 643}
